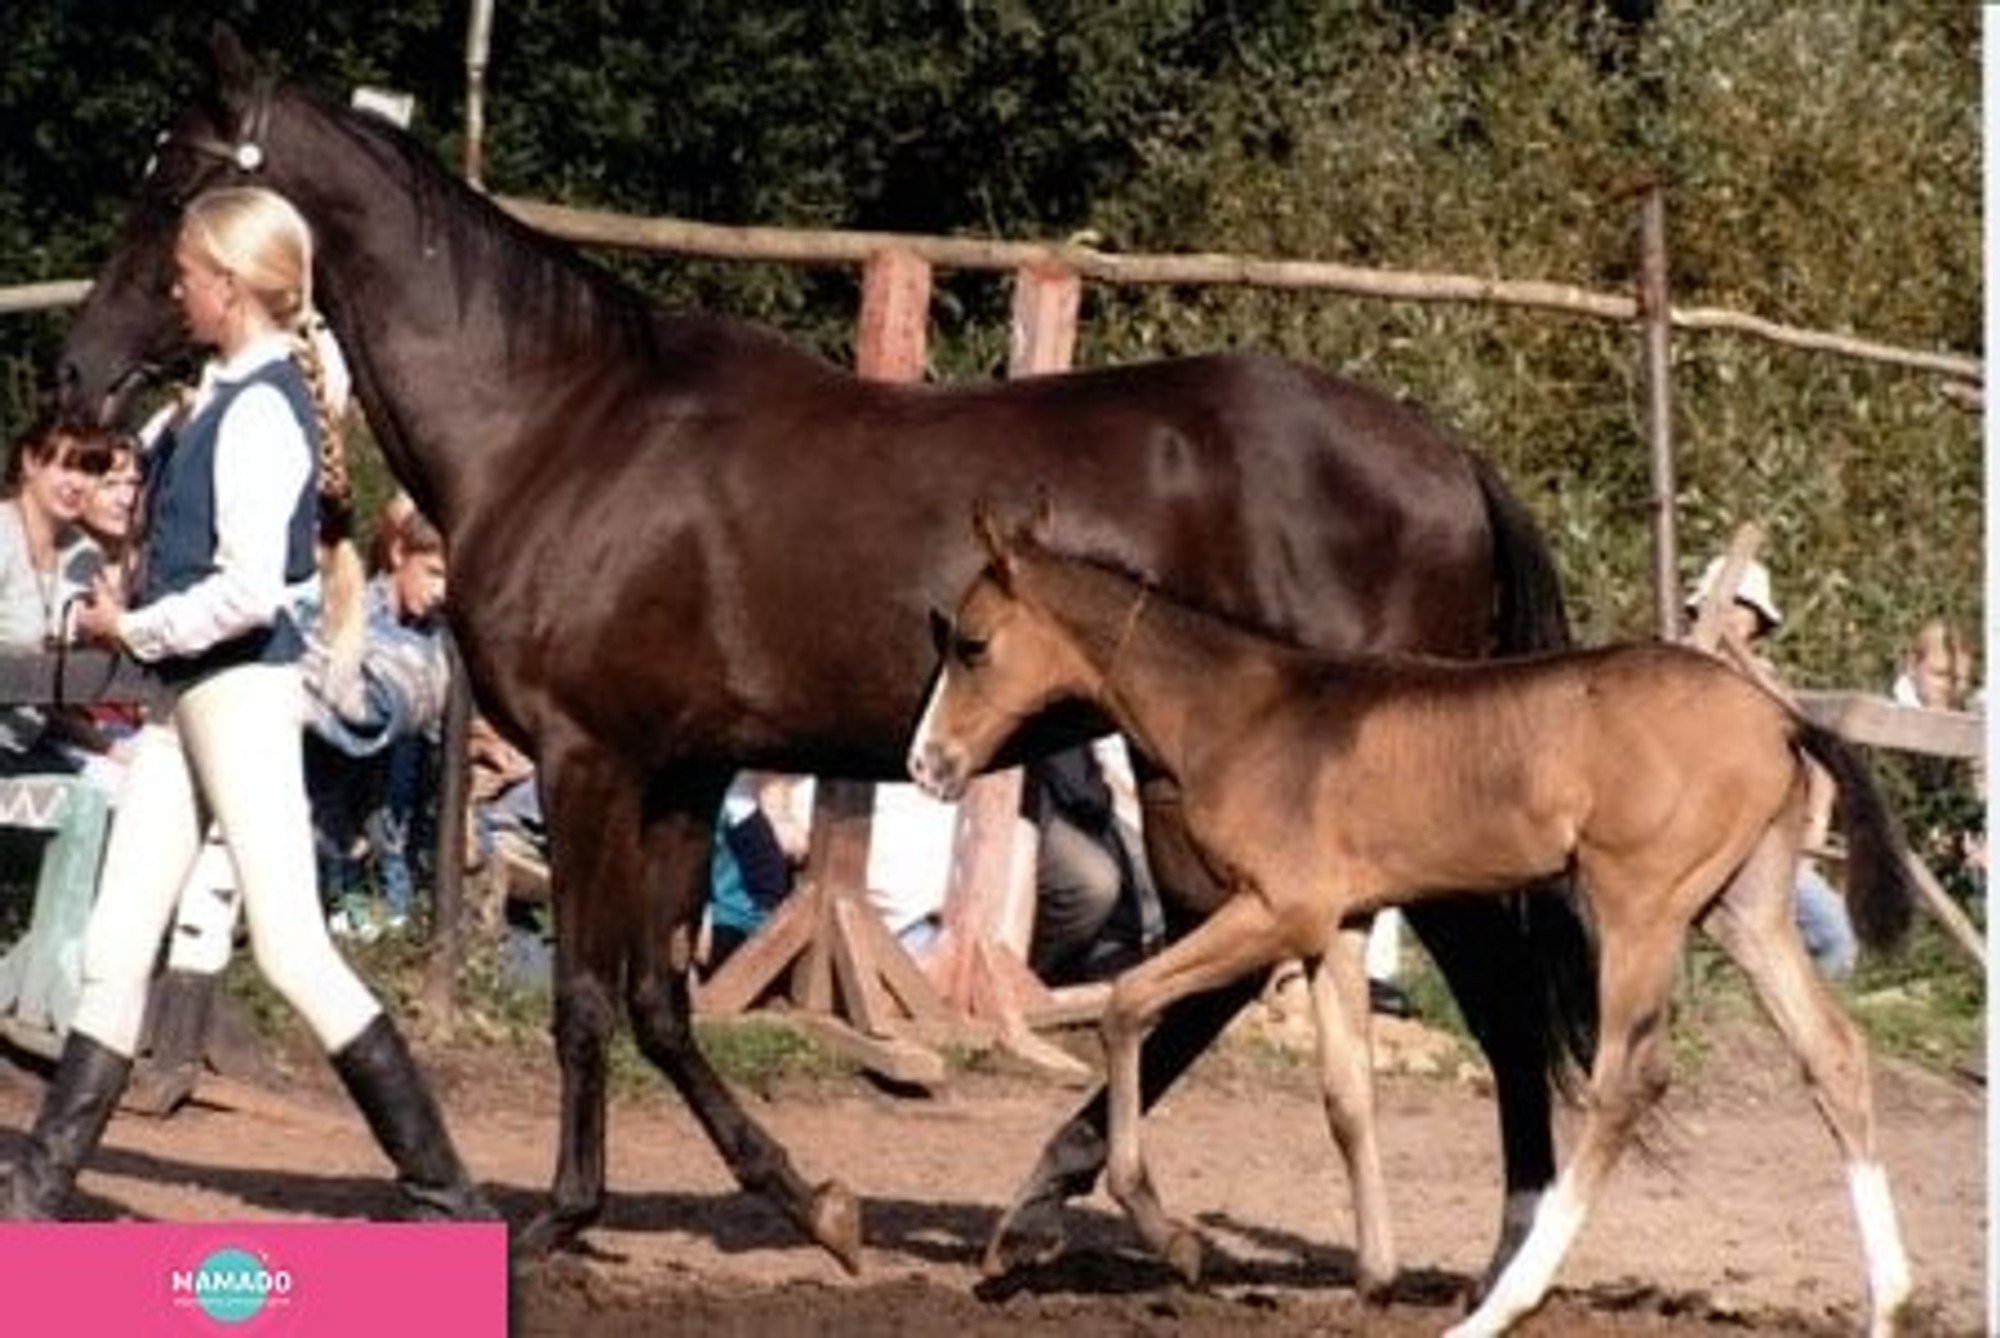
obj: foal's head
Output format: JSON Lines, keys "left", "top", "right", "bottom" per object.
{"left": 907, "top": 506, "right": 1104, "bottom": 801}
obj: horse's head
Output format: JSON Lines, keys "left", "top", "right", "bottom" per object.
{"left": 59, "top": 25, "right": 280, "bottom": 424}
{"left": 907, "top": 503, "right": 1096, "bottom": 801}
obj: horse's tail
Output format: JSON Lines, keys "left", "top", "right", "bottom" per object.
{"left": 1470, "top": 450, "right": 1598, "bottom": 1091}
{"left": 1469, "top": 450, "right": 1572, "bottom": 657}
{"left": 1795, "top": 719, "right": 1919, "bottom": 953}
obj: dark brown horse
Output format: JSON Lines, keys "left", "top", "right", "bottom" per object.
{"left": 909, "top": 511, "right": 1916, "bottom": 1336}
{"left": 55, "top": 27, "right": 1594, "bottom": 1276}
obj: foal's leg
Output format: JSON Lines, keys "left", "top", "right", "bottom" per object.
{"left": 1449, "top": 912, "right": 1684, "bottom": 1338}
{"left": 1104, "top": 890, "right": 1293, "bottom": 1284}
{"left": 1703, "top": 832, "right": 1911, "bottom": 1335}
{"left": 1305, "top": 921, "right": 1397, "bottom": 1298}
{"left": 985, "top": 780, "right": 1263, "bottom": 1276}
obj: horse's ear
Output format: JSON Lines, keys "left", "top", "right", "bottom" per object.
{"left": 212, "top": 23, "right": 255, "bottom": 93}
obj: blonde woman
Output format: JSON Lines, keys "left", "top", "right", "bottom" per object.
{"left": 3, "top": 185, "right": 488, "bottom": 1221}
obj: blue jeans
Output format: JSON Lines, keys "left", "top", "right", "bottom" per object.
{"left": 1795, "top": 862, "right": 1857, "bottom": 979}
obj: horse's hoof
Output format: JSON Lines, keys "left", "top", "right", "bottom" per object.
{"left": 514, "top": 1208, "right": 585, "bottom": 1259}
{"left": 811, "top": 1180, "right": 864, "bottom": 1275}
{"left": 981, "top": 1201, "right": 1067, "bottom": 1277}
{"left": 1163, "top": 1227, "right": 1204, "bottom": 1285}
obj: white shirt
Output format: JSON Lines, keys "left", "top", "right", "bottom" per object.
{"left": 118, "top": 335, "right": 316, "bottom": 664}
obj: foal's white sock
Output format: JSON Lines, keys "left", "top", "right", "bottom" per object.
{"left": 1846, "top": 1160, "right": 1911, "bottom": 1334}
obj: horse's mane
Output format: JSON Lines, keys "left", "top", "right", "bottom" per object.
{"left": 288, "top": 82, "right": 671, "bottom": 367}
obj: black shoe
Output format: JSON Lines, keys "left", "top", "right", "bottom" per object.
{"left": 1368, "top": 979, "right": 1414, "bottom": 1019}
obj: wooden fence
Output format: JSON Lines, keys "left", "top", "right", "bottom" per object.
{"left": 2, "top": 194, "right": 1985, "bottom": 1065}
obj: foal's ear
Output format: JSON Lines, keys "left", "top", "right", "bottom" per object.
{"left": 972, "top": 501, "right": 1007, "bottom": 561}
{"left": 970, "top": 502, "right": 1022, "bottom": 590}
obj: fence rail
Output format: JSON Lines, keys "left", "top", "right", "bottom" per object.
{"left": 3, "top": 199, "right": 1982, "bottom": 387}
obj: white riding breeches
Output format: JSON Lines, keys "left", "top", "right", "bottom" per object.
{"left": 72, "top": 662, "right": 380, "bottom": 1056}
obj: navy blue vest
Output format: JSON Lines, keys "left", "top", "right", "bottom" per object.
{"left": 139, "top": 359, "right": 319, "bottom": 688}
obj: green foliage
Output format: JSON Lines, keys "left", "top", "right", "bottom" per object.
{"left": 0, "top": 2, "right": 1979, "bottom": 680}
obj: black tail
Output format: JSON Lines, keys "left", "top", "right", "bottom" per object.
{"left": 1472, "top": 450, "right": 1572, "bottom": 658}
{"left": 1470, "top": 451, "right": 1598, "bottom": 1090}
{"left": 1795, "top": 719, "right": 1919, "bottom": 953}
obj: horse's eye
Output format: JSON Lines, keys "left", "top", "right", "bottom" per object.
{"left": 952, "top": 634, "right": 989, "bottom": 667}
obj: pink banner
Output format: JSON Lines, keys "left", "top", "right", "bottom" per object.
{"left": 0, "top": 1221, "right": 507, "bottom": 1334}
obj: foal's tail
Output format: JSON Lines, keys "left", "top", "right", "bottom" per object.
{"left": 1795, "top": 719, "right": 1919, "bottom": 953}
{"left": 1471, "top": 451, "right": 1598, "bottom": 1089}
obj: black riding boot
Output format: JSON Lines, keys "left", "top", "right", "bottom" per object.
{"left": 3, "top": 1031, "right": 133, "bottom": 1220}
{"left": 122, "top": 969, "right": 217, "bottom": 1118}
{"left": 331, "top": 1013, "right": 495, "bottom": 1221}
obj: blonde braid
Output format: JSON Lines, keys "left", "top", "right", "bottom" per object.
{"left": 293, "top": 325, "right": 365, "bottom": 676}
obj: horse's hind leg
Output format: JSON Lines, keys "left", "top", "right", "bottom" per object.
{"left": 1450, "top": 908, "right": 1684, "bottom": 1338}
{"left": 1702, "top": 829, "right": 1911, "bottom": 1335}
{"left": 1405, "top": 890, "right": 1579, "bottom": 1286}
{"left": 1306, "top": 923, "right": 1396, "bottom": 1298}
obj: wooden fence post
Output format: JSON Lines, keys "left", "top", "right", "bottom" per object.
{"left": 1638, "top": 181, "right": 1681, "bottom": 642}
{"left": 696, "top": 247, "right": 953, "bottom": 1086}
{"left": 925, "top": 263, "right": 1090, "bottom": 1078}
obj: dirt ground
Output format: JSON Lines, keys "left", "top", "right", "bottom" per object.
{"left": 0, "top": 1004, "right": 1984, "bottom": 1337}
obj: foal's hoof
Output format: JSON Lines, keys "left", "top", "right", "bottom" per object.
{"left": 1355, "top": 1266, "right": 1399, "bottom": 1306}
{"left": 1163, "top": 1227, "right": 1204, "bottom": 1285}
{"left": 810, "top": 1179, "right": 864, "bottom": 1275}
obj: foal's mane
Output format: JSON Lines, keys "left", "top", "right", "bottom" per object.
{"left": 285, "top": 81, "right": 666, "bottom": 366}
{"left": 1014, "top": 536, "right": 1290, "bottom": 666}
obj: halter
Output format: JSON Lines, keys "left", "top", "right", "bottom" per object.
{"left": 153, "top": 76, "right": 276, "bottom": 175}
{"left": 1098, "top": 588, "right": 1149, "bottom": 697}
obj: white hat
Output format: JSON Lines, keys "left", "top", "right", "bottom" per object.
{"left": 1686, "top": 556, "right": 1782, "bottom": 630}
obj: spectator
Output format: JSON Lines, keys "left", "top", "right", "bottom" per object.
{"left": 703, "top": 772, "right": 809, "bottom": 975}
{"left": 304, "top": 495, "right": 452, "bottom": 940}
{"left": 1022, "top": 741, "right": 1160, "bottom": 985}
{"left": 1684, "top": 554, "right": 1858, "bottom": 978}
{"left": 1889, "top": 617, "right": 1983, "bottom": 908}
{"left": 0, "top": 415, "right": 108, "bottom": 768}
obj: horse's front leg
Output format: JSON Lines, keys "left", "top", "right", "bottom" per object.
{"left": 624, "top": 788, "right": 862, "bottom": 1274}
{"left": 513, "top": 744, "right": 629, "bottom": 1257}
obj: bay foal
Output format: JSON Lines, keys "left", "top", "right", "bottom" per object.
{"left": 907, "top": 512, "right": 1916, "bottom": 1337}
